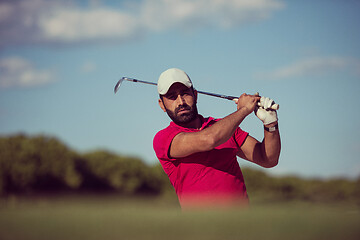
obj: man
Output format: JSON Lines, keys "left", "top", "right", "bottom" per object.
{"left": 153, "top": 68, "right": 281, "bottom": 209}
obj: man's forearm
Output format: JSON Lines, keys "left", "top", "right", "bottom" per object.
{"left": 261, "top": 122, "right": 281, "bottom": 168}
{"left": 201, "top": 107, "right": 250, "bottom": 149}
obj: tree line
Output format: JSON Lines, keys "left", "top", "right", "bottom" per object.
{"left": 0, "top": 134, "right": 359, "bottom": 204}
{"left": 0, "top": 134, "right": 169, "bottom": 196}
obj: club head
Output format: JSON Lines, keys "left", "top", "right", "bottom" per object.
{"left": 114, "top": 78, "right": 125, "bottom": 94}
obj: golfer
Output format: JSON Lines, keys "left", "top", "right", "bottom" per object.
{"left": 153, "top": 68, "right": 281, "bottom": 209}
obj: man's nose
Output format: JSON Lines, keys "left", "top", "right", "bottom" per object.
{"left": 176, "top": 94, "right": 185, "bottom": 105}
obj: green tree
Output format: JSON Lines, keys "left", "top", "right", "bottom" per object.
{"left": 77, "top": 150, "right": 148, "bottom": 194}
{"left": 0, "top": 134, "right": 82, "bottom": 195}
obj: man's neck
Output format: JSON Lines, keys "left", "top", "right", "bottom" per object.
{"left": 176, "top": 115, "right": 202, "bottom": 129}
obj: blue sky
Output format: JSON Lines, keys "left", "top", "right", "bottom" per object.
{"left": 1, "top": 0, "right": 359, "bottom": 179}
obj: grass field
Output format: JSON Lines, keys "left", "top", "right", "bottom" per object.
{"left": 0, "top": 194, "right": 359, "bottom": 240}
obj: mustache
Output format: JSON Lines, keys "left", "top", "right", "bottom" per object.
{"left": 175, "top": 104, "right": 191, "bottom": 114}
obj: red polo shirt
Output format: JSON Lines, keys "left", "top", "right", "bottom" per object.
{"left": 153, "top": 116, "right": 249, "bottom": 209}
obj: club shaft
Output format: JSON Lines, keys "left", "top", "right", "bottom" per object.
{"left": 121, "top": 77, "right": 236, "bottom": 100}
{"left": 196, "top": 90, "right": 237, "bottom": 100}
{"left": 116, "top": 77, "right": 279, "bottom": 110}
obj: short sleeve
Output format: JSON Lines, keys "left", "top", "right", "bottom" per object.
{"left": 234, "top": 127, "right": 248, "bottom": 148}
{"left": 153, "top": 126, "right": 182, "bottom": 161}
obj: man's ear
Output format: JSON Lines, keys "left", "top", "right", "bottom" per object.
{"left": 194, "top": 89, "right": 198, "bottom": 103}
{"left": 158, "top": 98, "right": 166, "bottom": 112}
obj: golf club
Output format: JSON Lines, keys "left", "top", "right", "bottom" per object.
{"left": 114, "top": 77, "right": 279, "bottom": 110}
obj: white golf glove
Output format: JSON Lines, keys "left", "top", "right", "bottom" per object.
{"left": 255, "top": 94, "right": 278, "bottom": 125}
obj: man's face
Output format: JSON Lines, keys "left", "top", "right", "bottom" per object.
{"left": 159, "top": 83, "right": 198, "bottom": 125}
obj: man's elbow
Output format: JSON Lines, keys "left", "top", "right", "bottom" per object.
{"left": 262, "top": 156, "right": 279, "bottom": 168}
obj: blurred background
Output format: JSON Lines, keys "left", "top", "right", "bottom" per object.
{"left": 0, "top": 1, "right": 359, "bottom": 239}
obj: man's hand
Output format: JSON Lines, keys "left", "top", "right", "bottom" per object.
{"left": 255, "top": 95, "right": 278, "bottom": 125}
{"left": 234, "top": 93, "right": 261, "bottom": 115}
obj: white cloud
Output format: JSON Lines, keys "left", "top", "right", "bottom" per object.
{"left": 0, "top": 0, "right": 284, "bottom": 46}
{"left": 39, "top": 8, "right": 139, "bottom": 43}
{"left": 255, "top": 57, "right": 360, "bottom": 81}
{"left": 141, "top": 0, "right": 284, "bottom": 31}
{"left": 0, "top": 57, "right": 55, "bottom": 88}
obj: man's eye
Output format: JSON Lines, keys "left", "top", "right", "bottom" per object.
{"left": 167, "top": 95, "right": 176, "bottom": 99}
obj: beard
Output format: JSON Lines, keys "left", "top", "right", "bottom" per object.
{"left": 165, "top": 103, "right": 198, "bottom": 126}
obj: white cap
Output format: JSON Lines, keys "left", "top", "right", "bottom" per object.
{"left": 157, "top": 68, "right": 193, "bottom": 95}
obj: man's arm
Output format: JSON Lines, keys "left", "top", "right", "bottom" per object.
{"left": 169, "top": 94, "right": 259, "bottom": 158}
{"left": 236, "top": 95, "right": 281, "bottom": 168}
{"left": 237, "top": 122, "right": 281, "bottom": 168}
